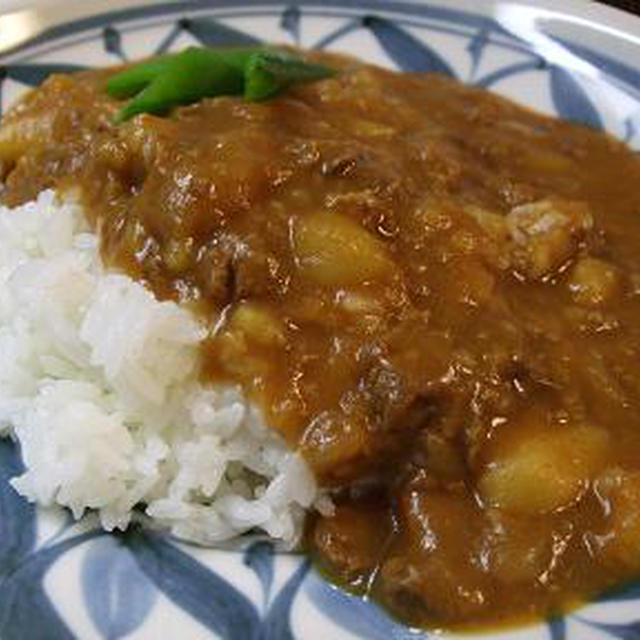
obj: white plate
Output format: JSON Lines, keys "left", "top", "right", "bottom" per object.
{"left": 1, "top": 2, "right": 639, "bottom": 639}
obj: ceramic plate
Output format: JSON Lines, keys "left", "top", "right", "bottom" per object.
{"left": 1, "top": 1, "right": 640, "bottom": 638}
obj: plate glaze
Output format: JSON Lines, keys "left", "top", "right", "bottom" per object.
{"left": 1, "top": 2, "right": 640, "bottom": 639}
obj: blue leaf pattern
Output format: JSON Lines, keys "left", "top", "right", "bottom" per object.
{"left": 103, "top": 26, "right": 126, "bottom": 61}
{"left": 153, "top": 23, "right": 183, "bottom": 55}
{"left": 0, "top": 441, "right": 36, "bottom": 574}
{"left": 542, "top": 34, "right": 640, "bottom": 102}
{"left": 124, "top": 528, "right": 261, "bottom": 640}
{"left": 362, "top": 15, "right": 455, "bottom": 77}
{"left": 179, "top": 17, "right": 261, "bottom": 47}
{"left": 243, "top": 541, "right": 274, "bottom": 610}
{"left": 3, "top": 64, "right": 86, "bottom": 86}
{"left": 549, "top": 66, "right": 603, "bottom": 129}
{"left": 261, "top": 559, "right": 310, "bottom": 640}
{"left": 474, "top": 59, "right": 545, "bottom": 88}
{"left": 582, "top": 619, "right": 640, "bottom": 640}
{"left": 466, "top": 25, "right": 491, "bottom": 81}
{"left": 304, "top": 573, "right": 425, "bottom": 640}
{"left": 548, "top": 617, "right": 567, "bottom": 640}
{"left": 625, "top": 118, "right": 636, "bottom": 144}
{"left": 0, "top": 531, "right": 101, "bottom": 640}
{"left": 81, "top": 536, "right": 157, "bottom": 640}
{"left": 281, "top": 6, "right": 301, "bottom": 44}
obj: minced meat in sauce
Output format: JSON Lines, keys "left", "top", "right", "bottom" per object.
{"left": 3, "top": 50, "right": 640, "bottom": 630}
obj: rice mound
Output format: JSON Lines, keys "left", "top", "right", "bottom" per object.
{"left": 0, "top": 190, "right": 326, "bottom": 546}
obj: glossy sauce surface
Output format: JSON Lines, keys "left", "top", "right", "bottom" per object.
{"left": 3, "top": 52, "right": 640, "bottom": 629}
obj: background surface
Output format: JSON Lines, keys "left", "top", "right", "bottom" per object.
{"left": 598, "top": 0, "right": 640, "bottom": 14}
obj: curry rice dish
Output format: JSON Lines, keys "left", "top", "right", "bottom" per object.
{"left": 1, "top": 47, "right": 640, "bottom": 631}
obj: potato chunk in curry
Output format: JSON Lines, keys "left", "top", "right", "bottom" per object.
{"left": 479, "top": 422, "right": 609, "bottom": 514}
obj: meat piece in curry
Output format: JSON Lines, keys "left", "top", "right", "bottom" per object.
{"left": 2, "top": 49, "right": 640, "bottom": 631}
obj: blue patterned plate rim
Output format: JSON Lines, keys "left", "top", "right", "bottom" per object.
{"left": 1, "top": 0, "right": 639, "bottom": 83}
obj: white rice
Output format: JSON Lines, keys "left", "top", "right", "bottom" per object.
{"left": 0, "top": 190, "right": 329, "bottom": 547}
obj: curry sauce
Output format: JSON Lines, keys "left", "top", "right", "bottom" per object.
{"left": 2, "top": 51, "right": 640, "bottom": 630}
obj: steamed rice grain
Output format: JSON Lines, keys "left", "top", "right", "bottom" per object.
{"left": 0, "top": 190, "right": 325, "bottom": 546}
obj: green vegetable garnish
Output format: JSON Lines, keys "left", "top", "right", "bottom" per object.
{"left": 107, "top": 46, "right": 336, "bottom": 122}
{"left": 111, "top": 48, "right": 244, "bottom": 123}
{"left": 243, "top": 50, "right": 339, "bottom": 101}
{"left": 106, "top": 55, "right": 175, "bottom": 99}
